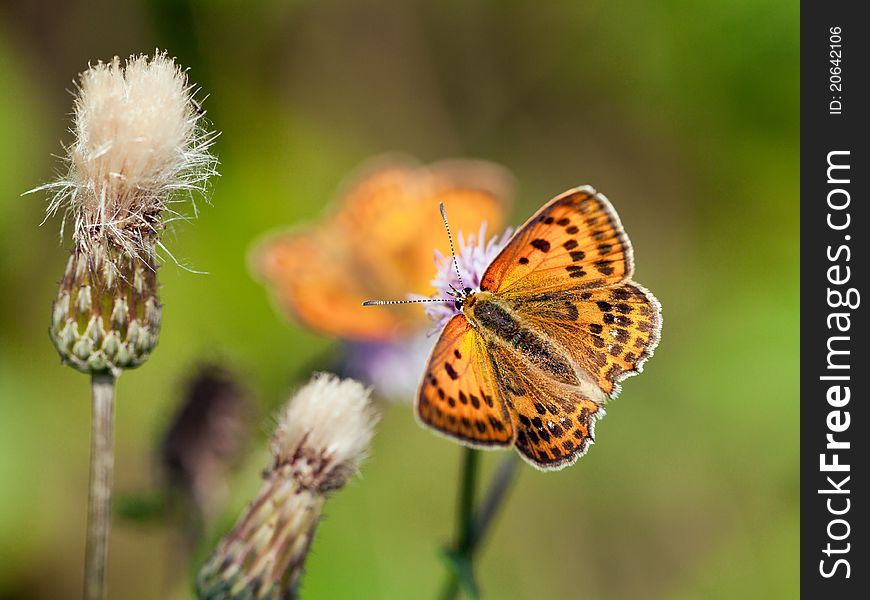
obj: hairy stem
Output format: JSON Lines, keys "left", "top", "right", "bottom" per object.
{"left": 84, "top": 373, "right": 116, "bottom": 600}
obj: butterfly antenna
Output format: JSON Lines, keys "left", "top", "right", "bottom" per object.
{"left": 439, "top": 202, "right": 466, "bottom": 290}
{"left": 363, "top": 203, "right": 467, "bottom": 308}
{"left": 362, "top": 298, "right": 452, "bottom": 306}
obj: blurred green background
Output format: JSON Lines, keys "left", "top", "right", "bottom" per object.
{"left": 0, "top": 1, "right": 797, "bottom": 598}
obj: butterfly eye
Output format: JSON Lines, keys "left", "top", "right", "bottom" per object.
{"left": 454, "top": 298, "right": 464, "bottom": 310}
{"left": 463, "top": 287, "right": 473, "bottom": 295}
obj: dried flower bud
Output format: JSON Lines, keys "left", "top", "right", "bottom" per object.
{"left": 197, "top": 373, "right": 377, "bottom": 600}
{"left": 39, "top": 52, "right": 217, "bottom": 375}
{"left": 162, "top": 364, "right": 253, "bottom": 527}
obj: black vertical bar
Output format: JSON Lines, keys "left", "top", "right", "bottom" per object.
{"left": 802, "top": 2, "right": 868, "bottom": 597}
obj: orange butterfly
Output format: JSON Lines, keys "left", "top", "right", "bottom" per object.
{"left": 252, "top": 157, "right": 512, "bottom": 342}
{"left": 389, "top": 186, "right": 662, "bottom": 470}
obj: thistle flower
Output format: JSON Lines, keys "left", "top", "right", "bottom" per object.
{"left": 197, "top": 373, "right": 378, "bottom": 600}
{"left": 32, "top": 52, "right": 217, "bottom": 600}
{"left": 42, "top": 52, "right": 218, "bottom": 375}
{"left": 340, "top": 223, "right": 512, "bottom": 401}
{"left": 339, "top": 333, "right": 434, "bottom": 400}
{"left": 418, "top": 222, "right": 513, "bottom": 330}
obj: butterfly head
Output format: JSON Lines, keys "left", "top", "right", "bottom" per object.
{"left": 446, "top": 285, "right": 475, "bottom": 311}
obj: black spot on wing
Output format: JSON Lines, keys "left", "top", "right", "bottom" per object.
{"left": 595, "top": 260, "right": 615, "bottom": 275}
{"left": 563, "top": 302, "right": 580, "bottom": 321}
{"left": 610, "top": 287, "right": 632, "bottom": 301}
{"left": 444, "top": 362, "right": 459, "bottom": 380}
{"left": 531, "top": 239, "right": 551, "bottom": 252}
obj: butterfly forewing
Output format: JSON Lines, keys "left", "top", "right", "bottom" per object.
{"left": 481, "top": 187, "right": 633, "bottom": 295}
{"left": 417, "top": 315, "right": 515, "bottom": 447}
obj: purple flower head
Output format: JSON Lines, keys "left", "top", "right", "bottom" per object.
{"left": 417, "top": 222, "right": 514, "bottom": 330}
{"left": 341, "top": 222, "right": 513, "bottom": 403}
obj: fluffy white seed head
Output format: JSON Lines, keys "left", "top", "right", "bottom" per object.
{"left": 41, "top": 52, "right": 218, "bottom": 262}
{"left": 197, "top": 373, "right": 376, "bottom": 599}
{"left": 272, "top": 372, "right": 378, "bottom": 492}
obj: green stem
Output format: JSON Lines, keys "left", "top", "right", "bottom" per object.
{"left": 458, "top": 448, "right": 480, "bottom": 549}
{"left": 439, "top": 452, "right": 521, "bottom": 600}
{"left": 440, "top": 448, "right": 480, "bottom": 600}
{"left": 468, "top": 454, "right": 520, "bottom": 550}
{"left": 84, "top": 373, "right": 116, "bottom": 600}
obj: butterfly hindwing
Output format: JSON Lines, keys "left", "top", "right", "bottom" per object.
{"left": 417, "top": 315, "right": 515, "bottom": 447}
{"left": 481, "top": 186, "right": 633, "bottom": 295}
{"left": 506, "top": 283, "right": 661, "bottom": 398}
{"left": 487, "top": 341, "right": 601, "bottom": 470}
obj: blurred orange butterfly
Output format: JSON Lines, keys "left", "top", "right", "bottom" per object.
{"left": 252, "top": 157, "right": 512, "bottom": 342}
{"left": 387, "top": 186, "right": 662, "bottom": 470}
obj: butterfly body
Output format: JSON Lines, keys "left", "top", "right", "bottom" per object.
{"left": 417, "top": 186, "right": 662, "bottom": 470}
{"left": 462, "top": 291, "right": 585, "bottom": 391}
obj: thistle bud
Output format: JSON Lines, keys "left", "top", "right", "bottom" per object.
{"left": 40, "top": 52, "right": 217, "bottom": 375}
{"left": 197, "top": 373, "right": 378, "bottom": 600}
{"left": 50, "top": 246, "right": 160, "bottom": 374}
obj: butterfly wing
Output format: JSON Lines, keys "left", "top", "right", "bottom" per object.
{"left": 252, "top": 229, "right": 407, "bottom": 341}
{"left": 477, "top": 186, "right": 660, "bottom": 467}
{"left": 485, "top": 340, "right": 602, "bottom": 470}
{"left": 417, "top": 314, "right": 515, "bottom": 447}
{"left": 253, "top": 158, "right": 511, "bottom": 341}
{"left": 338, "top": 159, "right": 511, "bottom": 296}
{"left": 506, "top": 283, "right": 662, "bottom": 398}
{"left": 481, "top": 186, "right": 633, "bottom": 295}
{"left": 480, "top": 185, "right": 660, "bottom": 397}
